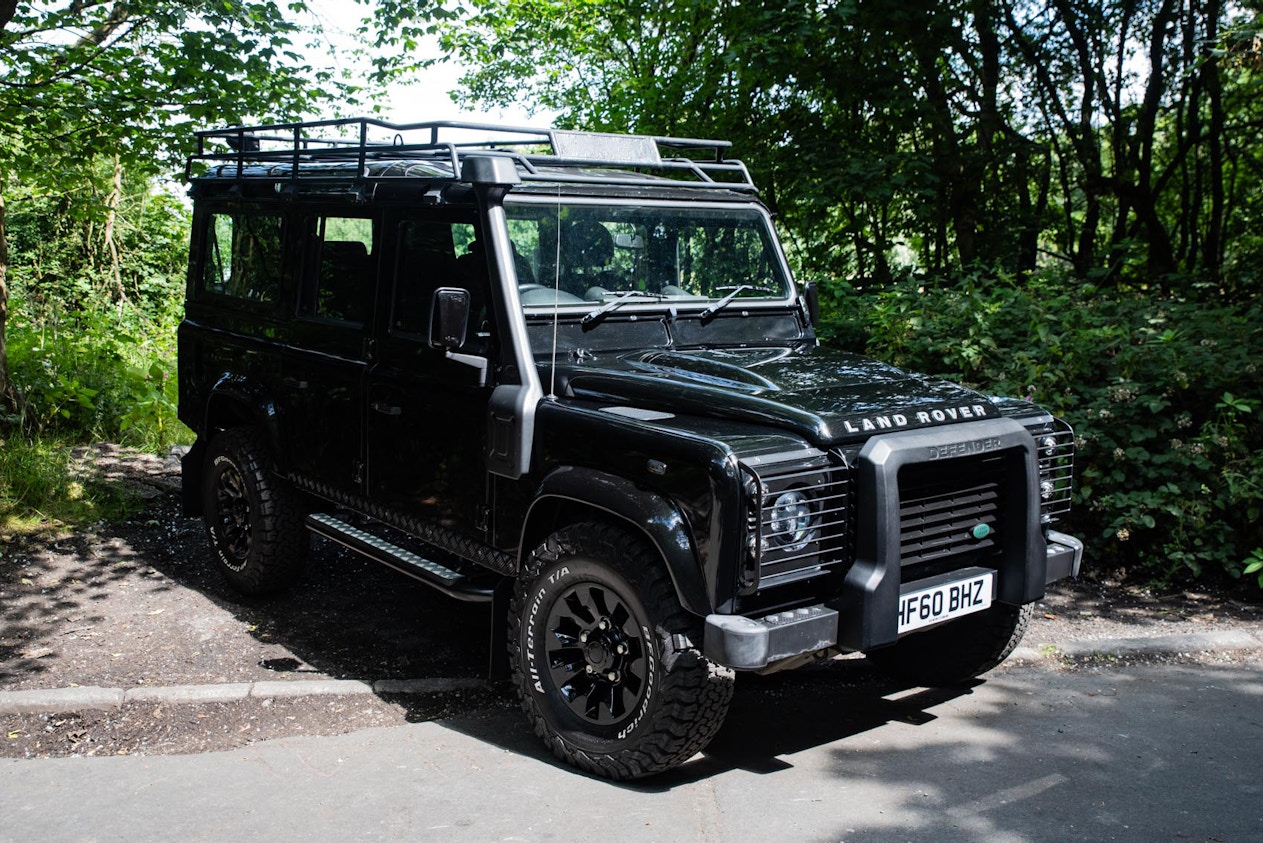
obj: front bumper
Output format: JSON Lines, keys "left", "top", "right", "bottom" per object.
{"left": 703, "top": 528, "right": 1084, "bottom": 672}
{"left": 1045, "top": 529, "right": 1084, "bottom": 582}
{"left": 703, "top": 606, "right": 840, "bottom": 671}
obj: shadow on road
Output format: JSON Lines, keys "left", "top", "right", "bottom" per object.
{"left": 439, "top": 660, "right": 982, "bottom": 786}
{"left": 2, "top": 493, "right": 989, "bottom": 779}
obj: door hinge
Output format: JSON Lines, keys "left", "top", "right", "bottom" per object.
{"left": 475, "top": 505, "right": 490, "bottom": 533}
{"left": 353, "top": 459, "right": 364, "bottom": 485}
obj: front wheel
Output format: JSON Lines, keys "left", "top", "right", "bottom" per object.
{"left": 510, "top": 523, "right": 733, "bottom": 780}
{"left": 866, "top": 602, "right": 1034, "bottom": 687}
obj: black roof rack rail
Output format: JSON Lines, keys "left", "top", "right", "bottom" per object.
{"left": 186, "top": 117, "right": 757, "bottom": 192}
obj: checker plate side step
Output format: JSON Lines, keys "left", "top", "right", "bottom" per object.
{"left": 306, "top": 513, "right": 498, "bottom": 603}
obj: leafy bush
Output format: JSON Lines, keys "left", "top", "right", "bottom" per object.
{"left": 4, "top": 171, "right": 188, "bottom": 454}
{"left": 1, "top": 170, "right": 188, "bottom": 531}
{"left": 6, "top": 294, "right": 184, "bottom": 452}
{"left": 818, "top": 269, "right": 1263, "bottom": 590}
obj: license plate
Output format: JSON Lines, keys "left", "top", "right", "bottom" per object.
{"left": 897, "top": 569, "right": 995, "bottom": 634}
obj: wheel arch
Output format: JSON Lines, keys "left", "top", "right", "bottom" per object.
{"left": 521, "top": 467, "right": 712, "bottom": 617}
{"left": 182, "top": 375, "right": 286, "bottom": 517}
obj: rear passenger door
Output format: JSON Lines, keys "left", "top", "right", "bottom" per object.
{"left": 279, "top": 212, "right": 378, "bottom": 493}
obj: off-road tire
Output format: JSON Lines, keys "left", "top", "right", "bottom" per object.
{"left": 510, "top": 522, "right": 734, "bottom": 780}
{"left": 866, "top": 602, "right": 1034, "bottom": 687}
{"left": 202, "top": 428, "right": 308, "bottom": 596}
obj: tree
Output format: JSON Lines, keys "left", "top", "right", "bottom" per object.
{"left": 428, "top": 0, "right": 1260, "bottom": 290}
{"left": 0, "top": 0, "right": 368, "bottom": 417}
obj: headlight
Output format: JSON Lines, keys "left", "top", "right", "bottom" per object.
{"left": 767, "top": 488, "right": 818, "bottom": 553}
{"left": 738, "top": 450, "right": 849, "bottom": 593}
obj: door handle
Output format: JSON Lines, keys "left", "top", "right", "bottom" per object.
{"left": 282, "top": 377, "right": 309, "bottom": 390}
{"left": 371, "top": 401, "right": 403, "bottom": 416}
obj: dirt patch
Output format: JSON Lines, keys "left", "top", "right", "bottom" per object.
{"left": 2, "top": 446, "right": 518, "bottom": 757}
{"left": 1023, "top": 575, "right": 1263, "bottom": 649}
{"left": 2, "top": 445, "right": 1261, "bottom": 759}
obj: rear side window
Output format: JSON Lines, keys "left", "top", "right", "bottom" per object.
{"left": 202, "top": 213, "right": 283, "bottom": 303}
{"left": 299, "top": 216, "right": 377, "bottom": 325}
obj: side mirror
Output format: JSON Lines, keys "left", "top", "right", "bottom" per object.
{"left": 800, "top": 281, "right": 821, "bottom": 329}
{"left": 429, "top": 287, "right": 471, "bottom": 350}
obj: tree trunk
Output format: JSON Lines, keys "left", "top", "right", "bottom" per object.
{"left": 103, "top": 156, "right": 127, "bottom": 302}
{"left": 0, "top": 189, "right": 19, "bottom": 418}
{"left": 1130, "top": 0, "right": 1179, "bottom": 278}
{"left": 1201, "top": 0, "right": 1226, "bottom": 280}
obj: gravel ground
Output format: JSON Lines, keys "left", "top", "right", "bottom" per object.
{"left": 2, "top": 445, "right": 1260, "bottom": 759}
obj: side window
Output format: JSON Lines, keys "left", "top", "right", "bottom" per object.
{"left": 299, "top": 216, "right": 376, "bottom": 325}
{"left": 506, "top": 218, "right": 541, "bottom": 285}
{"left": 392, "top": 220, "right": 487, "bottom": 349}
{"left": 201, "top": 213, "right": 282, "bottom": 303}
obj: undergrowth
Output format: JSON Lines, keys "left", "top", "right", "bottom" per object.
{"left": 0, "top": 438, "right": 150, "bottom": 536}
{"left": 1, "top": 178, "right": 189, "bottom": 535}
{"left": 817, "top": 269, "right": 1263, "bottom": 592}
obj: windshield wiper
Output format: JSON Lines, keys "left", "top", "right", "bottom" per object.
{"left": 698, "top": 285, "right": 752, "bottom": 322}
{"left": 580, "top": 290, "right": 665, "bottom": 328}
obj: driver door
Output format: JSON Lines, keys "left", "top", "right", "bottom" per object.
{"left": 365, "top": 216, "right": 496, "bottom": 537}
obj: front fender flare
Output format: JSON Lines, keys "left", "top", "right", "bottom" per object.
{"left": 524, "top": 466, "right": 711, "bottom": 617}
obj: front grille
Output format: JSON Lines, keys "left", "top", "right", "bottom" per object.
{"left": 897, "top": 457, "right": 1005, "bottom": 570}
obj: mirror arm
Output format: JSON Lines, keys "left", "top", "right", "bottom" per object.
{"left": 445, "top": 350, "right": 489, "bottom": 388}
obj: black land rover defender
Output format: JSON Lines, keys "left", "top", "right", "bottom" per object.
{"left": 179, "top": 118, "right": 1082, "bottom": 779}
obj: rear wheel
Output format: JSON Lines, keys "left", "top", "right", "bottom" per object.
{"left": 866, "top": 602, "right": 1033, "bottom": 686}
{"left": 510, "top": 522, "right": 733, "bottom": 780}
{"left": 202, "top": 428, "right": 307, "bottom": 596}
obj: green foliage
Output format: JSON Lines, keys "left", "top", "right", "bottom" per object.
{"left": 8, "top": 166, "right": 189, "bottom": 315}
{"left": 0, "top": 0, "right": 386, "bottom": 416}
{"left": 1244, "top": 549, "right": 1263, "bottom": 589}
{"left": 3, "top": 164, "right": 188, "bottom": 452}
{"left": 820, "top": 270, "right": 1263, "bottom": 590}
{"left": 6, "top": 297, "right": 184, "bottom": 451}
{"left": 0, "top": 1, "right": 360, "bottom": 177}
{"left": 0, "top": 437, "right": 148, "bottom": 533}
{"left": 0, "top": 164, "right": 187, "bottom": 528}
{"left": 427, "top": 0, "right": 1263, "bottom": 287}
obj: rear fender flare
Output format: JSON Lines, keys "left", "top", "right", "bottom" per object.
{"left": 183, "top": 376, "right": 286, "bottom": 516}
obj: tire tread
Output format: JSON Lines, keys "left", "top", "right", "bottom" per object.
{"left": 510, "top": 521, "right": 733, "bottom": 779}
{"left": 203, "top": 428, "right": 307, "bottom": 596}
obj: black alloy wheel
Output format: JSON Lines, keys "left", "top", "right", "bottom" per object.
{"left": 202, "top": 428, "right": 307, "bottom": 596}
{"left": 212, "top": 458, "right": 254, "bottom": 569}
{"left": 511, "top": 522, "right": 734, "bottom": 780}
{"left": 543, "top": 580, "right": 650, "bottom": 727}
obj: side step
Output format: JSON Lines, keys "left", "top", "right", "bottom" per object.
{"left": 306, "top": 513, "right": 498, "bottom": 603}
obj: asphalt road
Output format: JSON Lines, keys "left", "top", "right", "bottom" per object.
{"left": 2, "top": 656, "right": 1260, "bottom": 842}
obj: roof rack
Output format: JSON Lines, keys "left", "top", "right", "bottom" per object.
{"left": 186, "top": 117, "right": 757, "bottom": 192}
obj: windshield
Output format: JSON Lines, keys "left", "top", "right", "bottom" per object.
{"left": 503, "top": 200, "right": 792, "bottom": 310}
